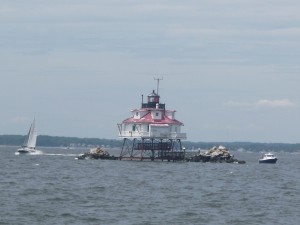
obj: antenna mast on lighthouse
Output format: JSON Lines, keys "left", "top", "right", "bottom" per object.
{"left": 154, "top": 76, "right": 163, "bottom": 95}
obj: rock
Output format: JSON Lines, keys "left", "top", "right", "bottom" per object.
{"left": 76, "top": 147, "right": 118, "bottom": 160}
{"left": 185, "top": 145, "right": 245, "bottom": 164}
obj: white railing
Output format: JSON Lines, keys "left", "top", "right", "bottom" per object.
{"left": 118, "top": 131, "right": 149, "bottom": 138}
{"left": 118, "top": 131, "right": 187, "bottom": 139}
{"left": 169, "top": 132, "right": 187, "bottom": 139}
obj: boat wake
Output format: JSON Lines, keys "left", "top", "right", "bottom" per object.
{"left": 15, "top": 150, "right": 77, "bottom": 157}
{"left": 42, "top": 153, "right": 78, "bottom": 157}
{"left": 15, "top": 150, "right": 43, "bottom": 155}
{"left": 14, "top": 150, "right": 77, "bottom": 157}
{"left": 29, "top": 150, "right": 43, "bottom": 155}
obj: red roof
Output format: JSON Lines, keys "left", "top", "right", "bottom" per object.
{"left": 122, "top": 112, "right": 183, "bottom": 125}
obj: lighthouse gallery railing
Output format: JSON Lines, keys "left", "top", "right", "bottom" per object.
{"left": 118, "top": 131, "right": 187, "bottom": 139}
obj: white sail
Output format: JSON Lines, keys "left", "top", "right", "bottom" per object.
{"left": 17, "top": 118, "right": 38, "bottom": 153}
{"left": 27, "top": 119, "right": 37, "bottom": 148}
{"left": 22, "top": 119, "right": 37, "bottom": 149}
{"left": 22, "top": 127, "right": 31, "bottom": 147}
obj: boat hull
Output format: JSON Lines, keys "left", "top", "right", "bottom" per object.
{"left": 17, "top": 148, "right": 36, "bottom": 154}
{"left": 259, "top": 158, "right": 277, "bottom": 164}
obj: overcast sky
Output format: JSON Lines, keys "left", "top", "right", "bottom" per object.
{"left": 1, "top": 0, "right": 300, "bottom": 143}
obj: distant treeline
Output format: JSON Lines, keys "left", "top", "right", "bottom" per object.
{"left": 0, "top": 135, "right": 121, "bottom": 148}
{"left": 184, "top": 141, "right": 300, "bottom": 152}
{"left": 1, "top": 135, "right": 300, "bottom": 152}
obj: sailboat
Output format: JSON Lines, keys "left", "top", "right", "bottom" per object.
{"left": 17, "top": 119, "right": 37, "bottom": 153}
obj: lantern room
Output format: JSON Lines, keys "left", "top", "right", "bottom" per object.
{"left": 142, "top": 90, "right": 165, "bottom": 110}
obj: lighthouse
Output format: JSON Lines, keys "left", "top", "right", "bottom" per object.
{"left": 117, "top": 80, "right": 187, "bottom": 161}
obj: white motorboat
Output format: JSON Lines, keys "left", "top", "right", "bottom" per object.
{"left": 259, "top": 152, "right": 277, "bottom": 164}
{"left": 17, "top": 118, "right": 37, "bottom": 153}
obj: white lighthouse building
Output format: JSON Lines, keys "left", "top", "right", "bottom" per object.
{"left": 117, "top": 85, "right": 187, "bottom": 161}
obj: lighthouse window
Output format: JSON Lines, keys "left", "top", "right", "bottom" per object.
{"left": 156, "top": 112, "right": 159, "bottom": 116}
{"left": 136, "top": 112, "right": 139, "bottom": 116}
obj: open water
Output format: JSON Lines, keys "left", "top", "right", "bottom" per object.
{"left": 0, "top": 146, "right": 299, "bottom": 225}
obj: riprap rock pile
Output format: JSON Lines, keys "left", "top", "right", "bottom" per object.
{"left": 76, "top": 147, "right": 117, "bottom": 160}
{"left": 186, "top": 146, "right": 245, "bottom": 164}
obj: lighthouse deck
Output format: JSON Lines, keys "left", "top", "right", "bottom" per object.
{"left": 119, "top": 151, "right": 185, "bottom": 162}
{"left": 118, "top": 131, "right": 187, "bottom": 139}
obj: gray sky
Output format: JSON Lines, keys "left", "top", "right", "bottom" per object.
{"left": 1, "top": 0, "right": 300, "bottom": 143}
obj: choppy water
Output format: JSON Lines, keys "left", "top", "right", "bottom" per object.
{"left": 0, "top": 146, "right": 299, "bottom": 225}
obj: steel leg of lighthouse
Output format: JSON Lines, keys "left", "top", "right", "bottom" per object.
{"left": 119, "top": 138, "right": 135, "bottom": 160}
{"left": 120, "top": 138, "right": 184, "bottom": 161}
{"left": 140, "top": 138, "right": 145, "bottom": 161}
{"left": 119, "top": 138, "right": 143, "bottom": 160}
{"left": 119, "top": 138, "right": 126, "bottom": 160}
{"left": 130, "top": 138, "right": 136, "bottom": 159}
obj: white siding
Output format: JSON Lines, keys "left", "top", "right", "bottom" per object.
{"left": 151, "top": 110, "right": 162, "bottom": 120}
{"left": 149, "top": 125, "right": 170, "bottom": 138}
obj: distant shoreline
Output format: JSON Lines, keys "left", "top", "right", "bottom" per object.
{"left": 1, "top": 135, "right": 300, "bottom": 152}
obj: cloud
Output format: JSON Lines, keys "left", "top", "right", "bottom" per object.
{"left": 257, "top": 99, "right": 295, "bottom": 107}
{"left": 225, "top": 99, "right": 296, "bottom": 109}
{"left": 10, "top": 116, "right": 30, "bottom": 124}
